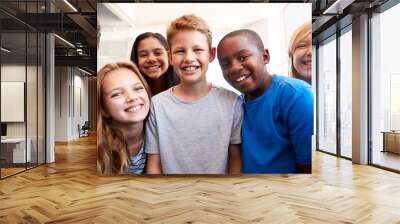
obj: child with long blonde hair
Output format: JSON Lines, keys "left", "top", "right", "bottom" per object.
{"left": 97, "top": 61, "right": 151, "bottom": 174}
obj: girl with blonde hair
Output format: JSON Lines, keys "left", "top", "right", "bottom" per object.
{"left": 97, "top": 61, "right": 151, "bottom": 174}
{"left": 288, "top": 22, "right": 312, "bottom": 84}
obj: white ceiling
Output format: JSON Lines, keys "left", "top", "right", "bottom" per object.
{"left": 98, "top": 3, "right": 289, "bottom": 41}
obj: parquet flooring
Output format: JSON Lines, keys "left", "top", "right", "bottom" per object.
{"left": 1, "top": 135, "right": 400, "bottom": 223}
{"left": 1, "top": 167, "right": 26, "bottom": 177}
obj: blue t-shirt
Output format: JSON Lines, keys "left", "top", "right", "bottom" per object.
{"left": 241, "top": 74, "right": 313, "bottom": 173}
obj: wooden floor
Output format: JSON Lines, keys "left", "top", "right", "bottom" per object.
{"left": 372, "top": 150, "right": 400, "bottom": 171}
{"left": 0, "top": 135, "right": 400, "bottom": 223}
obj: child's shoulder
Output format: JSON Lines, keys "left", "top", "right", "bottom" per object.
{"left": 151, "top": 88, "right": 174, "bottom": 104}
{"left": 273, "top": 75, "right": 312, "bottom": 97}
{"left": 210, "top": 85, "right": 241, "bottom": 106}
{"left": 211, "top": 84, "right": 240, "bottom": 100}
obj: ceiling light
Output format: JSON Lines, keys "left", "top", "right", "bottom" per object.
{"left": 54, "top": 34, "right": 75, "bottom": 48}
{"left": 323, "top": 0, "right": 355, "bottom": 15}
{"left": 63, "top": 0, "right": 78, "bottom": 12}
{"left": 78, "top": 67, "right": 93, "bottom": 76}
{"left": 1, "top": 47, "right": 11, "bottom": 53}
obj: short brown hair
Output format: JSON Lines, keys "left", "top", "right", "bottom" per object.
{"left": 167, "top": 14, "right": 212, "bottom": 49}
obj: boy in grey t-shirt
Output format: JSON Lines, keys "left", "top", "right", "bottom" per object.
{"left": 145, "top": 14, "right": 243, "bottom": 174}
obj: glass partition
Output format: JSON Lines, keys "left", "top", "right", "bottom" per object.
{"left": 27, "top": 31, "right": 38, "bottom": 170}
{"left": 1, "top": 30, "right": 28, "bottom": 177}
{"left": 339, "top": 28, "right": 352, "bottom": 158}
{"left": 371, "top": 3, "right": 400, "bottom": 171}
{"left": 0, "top": 1, "right": 46, "bottom": 179}
{"left": 317, "top": 36, "right": 337, "bottom": 155}
{"left": 38, "top": 32, "right": 45, "bottom": 165}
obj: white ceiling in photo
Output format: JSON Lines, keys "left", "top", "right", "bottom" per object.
{"left": 98, "top": 3, "right": 291, "bottom": 41}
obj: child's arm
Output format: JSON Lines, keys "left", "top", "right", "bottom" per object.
{"left": 286, "top": 86, "right": 314, "bottom": 173}
{"left": 146, "top": 154, "right": 162, "bottom": 174}
{"left": 144, "top": 103, "right": 163, "bottom": 174}
{"left": 228, "top": 144, "right": 241, "bottom": 174}
{"left": 228, "top": 97, "right": 244, "bottom": 174}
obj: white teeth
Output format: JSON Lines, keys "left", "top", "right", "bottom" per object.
{"left": 133, "top": 105, "right": 141, "bottom": 111}
{"left": 146, "top": 66, "right": 161, "bottom": 71}
{"left": 126, "top": 105, "right": 142, "bottom": 112}
{"left": 236, "top": 75, "right": 247, "bottom": 82}
{"left": 182, "top": 66, "right": 198, "bottom": 71}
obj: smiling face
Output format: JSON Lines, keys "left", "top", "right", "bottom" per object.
{"left": 292, "top": 33, "right": 312, "bottom": 80}
{"left": 101, "top": 67, "right": 150, "bottom": 125}
{"left": 137, "top": 37, "right": 169, "bottom": 80}
{"left": 168, "top": 30, "right": 215, "bottom": 85}
{"left": 217, "top": 35, "right": 269, "bottom": 97}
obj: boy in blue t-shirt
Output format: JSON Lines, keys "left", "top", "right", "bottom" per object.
{"left": 217, "top": 29, "right": 313, "bottom": 173}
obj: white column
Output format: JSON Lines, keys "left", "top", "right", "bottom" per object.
{"left": 45, "top": 0, "right": 55, "bottom": 163}
{"left": 46, "top": 33, "right": 55, "bottom": 163}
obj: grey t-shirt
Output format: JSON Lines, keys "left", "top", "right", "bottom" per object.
{"left": 145, "top": 85, "right": 243, "bottom": 174}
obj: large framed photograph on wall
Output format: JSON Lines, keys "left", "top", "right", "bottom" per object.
{"left": 97, "top": 3, "right": 313, "bottom": 175}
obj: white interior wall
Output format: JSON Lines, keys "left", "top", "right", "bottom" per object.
{"left": 71, "top": 72, "right": 89, "bottom": 138}
{"left": 55, "top": 66, "right": 70, "bottom": 141}
{"left": 1, "top": 65, "right": 27, "bottom": 138}
{"left": 54, "top": 67, "right": 89, "bottom": 141}
{"left": 1, "top": 64, "right": 45, "bottom": 163}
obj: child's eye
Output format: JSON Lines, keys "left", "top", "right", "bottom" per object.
{"left": 238, "top": 56, "right": 248, "bottom": 61}
{"left": 153, "top": 50, "right": 164, "bottom": 56}
{"left": 297, "top": 43, "right": 307, "bottom": 49}
{"left": 173, "top": 49, "right": 184, "bottom": 54}
{"left": 139, "top": 53, "right": 148, "bottom": 57}
{"left": 134, "top": 86, "right": 144, "bottom": 91}
{"left": 111, "top": 92, "right": 121, "bottom": 98}
{"left": 194, "top": 48, "right": 204, "bottom": 52}
{"left": 220, "top": 61, "right": 230, "bottom": 69}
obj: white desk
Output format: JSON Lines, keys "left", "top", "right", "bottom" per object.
{"left": 1, "top": 138, "right": 31, "bottom": 163}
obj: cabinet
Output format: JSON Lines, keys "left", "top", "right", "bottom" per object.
{"left": 382, "top": 131, "right": 400, "bottom": 154}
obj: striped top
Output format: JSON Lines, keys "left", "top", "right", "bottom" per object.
{"left": 127, "top": 146, "right": 146, "bottom": 174}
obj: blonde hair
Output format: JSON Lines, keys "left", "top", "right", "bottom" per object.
{"left": 167, "top": 14, "right": 212, "bottom": 49}
{"left": 97, "top": 61, "right": 151, "bottom": 175}
{"left": 288, "top": 22, "right": 312, "bottom": 78}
